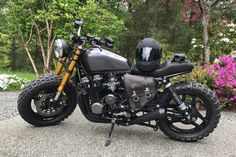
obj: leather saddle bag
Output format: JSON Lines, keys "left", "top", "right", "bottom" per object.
{"left": 123, "top": 74, "right": 156, "bottom": 111}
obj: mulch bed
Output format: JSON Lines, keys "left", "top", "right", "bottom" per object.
{"left": 221, "top": 103, "right": 236, "bottom": 112}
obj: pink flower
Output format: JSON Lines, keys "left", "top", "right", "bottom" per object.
{"left": 212, "top": 63, "right": 220, "bottom": 69}
{"left": 202, "top": 64, "right": 209, "bottom": 69}
{"left": 208, "top": 69, "right": 213, "bottom": 74}
{"left": 210, "top": 56, "right": 236, "bottom": 104}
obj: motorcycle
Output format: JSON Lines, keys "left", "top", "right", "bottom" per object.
{"left": 17, "top": 17, "right": 220, "bottom": 146}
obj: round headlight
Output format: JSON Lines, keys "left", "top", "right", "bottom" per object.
{"left": 54, "top": 39, "right": 69, "bottom": 58}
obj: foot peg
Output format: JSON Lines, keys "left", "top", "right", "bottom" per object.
{"left": 104, "top": 118, "right": 116, "bottom": 147}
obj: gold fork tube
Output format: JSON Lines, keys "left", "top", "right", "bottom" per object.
{"left": 57, "top": 50, "right": 81, "bottom": 93}
{"left": 54, "top": 58, "right": 67, "bottom": 76}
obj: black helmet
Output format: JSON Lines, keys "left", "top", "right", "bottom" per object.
{"left": 136, "top": 38, "right": 162, "bottom": 72}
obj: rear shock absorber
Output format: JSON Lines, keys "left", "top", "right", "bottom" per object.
{"left": 164, "top": 80, "right": 188, "bottom": 115}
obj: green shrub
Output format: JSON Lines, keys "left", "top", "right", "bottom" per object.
{"left": 171, "top": 66, "right": 215, "bottom": 87}
{"left": 0, "top": 74, "right": 28, "bottom": 91}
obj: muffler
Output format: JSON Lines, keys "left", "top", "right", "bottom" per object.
{"left": 128, "top": 108, "right": 166, "bottom": 125}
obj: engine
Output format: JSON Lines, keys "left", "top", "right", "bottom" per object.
{"left": 80, "top": 74, "right": 127, "bottom": 115}
{"left": 104, "top": 94, "right": 117, "bottom": 106}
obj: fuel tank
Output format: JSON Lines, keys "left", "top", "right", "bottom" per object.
{"left": 81, "top": 48, "right": 131, "bottom": 73}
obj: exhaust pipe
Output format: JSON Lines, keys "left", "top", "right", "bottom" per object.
{"left": 128, "top": 108, "right": 166, "bottom": 125}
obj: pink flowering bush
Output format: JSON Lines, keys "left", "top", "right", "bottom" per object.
{"left": 208, "top": 56, "right": 236, "bottom": 107}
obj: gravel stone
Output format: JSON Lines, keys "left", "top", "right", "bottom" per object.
{"left": 0, "top": 92, "right": 19, "bottom": 121}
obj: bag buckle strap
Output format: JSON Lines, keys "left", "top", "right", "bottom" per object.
{"left": 145, "top": 87, "right": 152, "bottom": 99}
{"left": 132, "top": 91, "right": 139, "bottom": 102}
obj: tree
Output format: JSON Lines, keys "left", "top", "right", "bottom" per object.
{"left": 36, "top": 0, "right": 125, "bottom": 74}
{"left": 119, "top": 0, "right": 195, "bottom": 60}
{"left": 5, "top": 0, "right": 125, "bottom": 75}
{"left": 182, "top": 0, "right": 222, "bottom": 64}
{"left": 199, "top": 0, "right": 221, "bottom": 64}
{"left": 0, "top": 0, "right": 11, "bottom": 69}
{"left": 7, "top": 0, "right": 39, "bottom": 76}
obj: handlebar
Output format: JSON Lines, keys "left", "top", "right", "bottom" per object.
{"left": 72, "top": 19, "right": 84, "bottom": 37}
{"left": 71, "top": 18, "right": 114, "bottom": 48}
{"left": 69, "top": 34, "right": 114, "bottom": 49}
{"left": 86, "top": 35, "right": 114, "bottom": 48}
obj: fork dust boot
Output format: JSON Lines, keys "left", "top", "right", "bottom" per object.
{"left": 105, "top": 118, "right": 116, "bottom": 146}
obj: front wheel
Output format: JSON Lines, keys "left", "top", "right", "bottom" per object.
{"left": 159, "top": 82, "right": 221, "bottom": 142}
{"left": 17, "top": 76, "right": 77, "bottom": 126}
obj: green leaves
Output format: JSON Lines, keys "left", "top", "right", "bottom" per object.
{"left": 49, "top": 0, "right": 125, "bottom": 41}
{"left": 16, "top": 0, "right": 126, "bottom": 42}
{"left": 0, "top": 0, "right": 126, "bottom": 72}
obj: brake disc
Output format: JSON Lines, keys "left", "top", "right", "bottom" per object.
{"left": 33, "top": 94, "right": 64, "bottom": 117}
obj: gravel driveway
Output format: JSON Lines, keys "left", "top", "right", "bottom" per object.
{"left": 0, "top": 92, "right": 236, "bottom": 157}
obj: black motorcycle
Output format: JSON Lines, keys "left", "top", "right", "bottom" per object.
{"left": 17, "top": 18, "right": 220, "bottom": 146}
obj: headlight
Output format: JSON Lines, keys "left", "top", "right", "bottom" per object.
{"left": 54, "top": 39, "right": 69, "bottom": 58}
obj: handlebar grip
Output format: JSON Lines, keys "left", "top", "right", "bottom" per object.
{"left": 87, "top": 34, "right": 95, "bottom": 40}
{"left": 105, "top": 38, "right": 114, "bottom": 48}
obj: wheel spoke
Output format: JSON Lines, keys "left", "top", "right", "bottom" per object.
{"left": 182, "top": 94, "right": 186, "bottom": 102}
{"left": 191, "top": 96, "right": 196, "bottom": 106}
{"left": 196, "top": 111, "right": 208, "bottom": 125}
{"left": 191, "top": 122, "right": 202, "bottom": 129}
{"left": 196, "top": 111, "right": 205, "bottom": 120}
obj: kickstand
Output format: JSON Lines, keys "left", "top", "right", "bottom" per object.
{"left": 105, "top": 118, "right": 116, "bottom": 147}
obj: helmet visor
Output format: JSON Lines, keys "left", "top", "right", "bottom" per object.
{"left": 137, "top": 47, "right": 161, "bottom": 62}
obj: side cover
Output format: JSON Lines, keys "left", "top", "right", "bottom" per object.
{"left": 82, "top": 48, "right": 131, "bottom": 73}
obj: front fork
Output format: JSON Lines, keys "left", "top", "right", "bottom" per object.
{"left": 54, "top": 50, "right": 81, "bottom": 100}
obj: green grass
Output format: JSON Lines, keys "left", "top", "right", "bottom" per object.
{"left": 0, "top": 69, "right": 36, "bottom": 82}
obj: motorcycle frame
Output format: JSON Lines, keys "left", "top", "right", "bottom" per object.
{"left": 53, "top": 50, "right": 187, "bottom": 130}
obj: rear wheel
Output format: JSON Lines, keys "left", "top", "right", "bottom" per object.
{"left": 17, "top": 76, "right": 77, "bottom": 126}
{"left": 159, "top": 82, "right": 221, "bottom": 142}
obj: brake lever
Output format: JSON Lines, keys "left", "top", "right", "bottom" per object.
{"left": 93, "top": 44, "right": 102, "bottom": 51}
{"left": 89, "top": 37, "right": 101, "bottom": 51}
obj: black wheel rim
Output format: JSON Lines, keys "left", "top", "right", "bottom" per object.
{"left": 30, "top": 87, "right": 69, "bottom": 120}
{"left": 166, "top": 92, "right": 212, "bottom": 134}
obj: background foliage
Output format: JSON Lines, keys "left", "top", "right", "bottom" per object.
{"left": 0, "top": 0, "right": 235, "bottom": 70}
{"left": 0, "top": 0, "right": 235, "bottom": 108}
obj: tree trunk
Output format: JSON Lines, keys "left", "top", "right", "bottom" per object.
{"left": 45, "top": 18, "right": 56, "bottom": 75}
{"left": 18, "top": 24, "right": 39, "bottom": 77}
{"left": 45, "top": 36, "right": 55, "bottom": 75}
{"left": 25, "top": 45, "right": 39, "bottom": 77}
{"left": 202, "top": 7, "right": 211, "bottom": 64}
{"left": 35, "top": 19, "right": 55, "bottom": 76}
{"left": 34, "top": 22, "right": 47, "bottom": 70}
{"left": 10, "top": 38, "right": 16, "bottom": 71}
